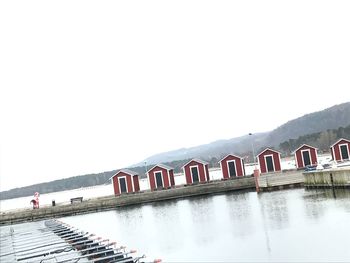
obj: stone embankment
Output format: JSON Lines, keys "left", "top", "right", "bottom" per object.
{"left": 1, "top": 177, "right": 255, "bottom": 225}
{"left": 4, "top": 168, "right": 348, "bottom": 225}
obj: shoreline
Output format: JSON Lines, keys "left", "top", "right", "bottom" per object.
{"left": 0, "top": 177, "right": 255, "bottom": 225}
{"left": 3, "top": 166, "right": 348, "bottom": 225}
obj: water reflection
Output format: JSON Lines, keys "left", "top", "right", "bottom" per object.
{"left": 304, "top": 188, "right": 350, "bottom": 200}
{"left": 188, "top": 195, "right": 215, "bottom": 225}
{"left": 61, "top": 189, "right": 350, "bottom": 262}
{"left": 258, "top": 191, "right": 290, "bottom": 230}
{"left": 302, "top": 189, "right": 350, "bottom": 220}
{"left": 224, "top": 193, "right": 254, "bottom": 237}
{"left": 115, "top": 201, "right": 185, "bottom": 253}
{"left": 187, "top": 196, "right": 218, "bottom": 247}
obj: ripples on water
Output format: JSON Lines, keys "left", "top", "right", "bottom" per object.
{"left": 58, "top": 189, "right": 350, "bottom": 262}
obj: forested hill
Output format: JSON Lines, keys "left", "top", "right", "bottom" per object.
{"left": 279, "top": 124, "right": 350, "bottom": 155}
{"left": 139, "top": 102, "right": 350, "bottom": 164}
{"left": 1, "top": 102, "right": 350, "bottom": 200}
{"left": 263, "top": 102, "right": 350, "bottom": 147}
{"left": 0, "top": 171, "right": 116, "bottom": 201}
{"left": 0, "top": 158, "right": 219, "bottom": 200}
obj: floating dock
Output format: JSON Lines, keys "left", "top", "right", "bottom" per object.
{"left": 0, "top": 219, "right": 146, "bottom": 263}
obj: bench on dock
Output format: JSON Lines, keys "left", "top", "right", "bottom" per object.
{"left": 70, "top": 197, "right": 83, "bottom": 204}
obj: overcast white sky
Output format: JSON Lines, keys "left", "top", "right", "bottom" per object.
{"left": 0, "top": 0, "right": 349, "bottom": 191}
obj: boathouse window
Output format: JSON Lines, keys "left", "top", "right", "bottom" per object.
{"left": 340, "top": 144, "right": 349, "bottom": 160}
{"left": 119, "top": 177, "right": 127, "bottom": 193}
{"left": 265, "top": 155, "right": 274, "bottom": 172}
{"left": 190, "top": 166, "right": 199, "bottom": 183}
{"left": 302, "top": 150, "right": 311, "bottom": 166}
{"left": 227, "top": 160, "right": 237, "bottom": 177}
{"left": 155, "top": 171, "right": 163, "bottom": 188}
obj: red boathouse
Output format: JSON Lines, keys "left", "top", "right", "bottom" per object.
{"left": 147, "top": 164, "right": 175, "bottom": 190}
{"left": 111, "top": 169, "right": 140, "bottom": 195}
{"left": 330, "top": 138, "right": 350, "bottom": 162}
{"left": 183, "top": 158, "right": 210, "bottom": 185}
{"left": 294, "top": 144, "right": 318, "bottom": 169}
{"left": 219, "top": 154, "right": 245, "bottom": 178}
{"left": 257, "top": 148, "right": 282, "bottom": 174}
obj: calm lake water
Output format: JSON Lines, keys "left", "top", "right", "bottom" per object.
{"left": 58, "top": 188, "right": 350, "bottom": 262}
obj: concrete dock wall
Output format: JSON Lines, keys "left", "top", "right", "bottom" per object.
{"left": 257, "top": 170, "right": 304, "bottom": 191}
{"left": 0, "top": 177, "right": 255, "bottom": 225}
{"left": 304, "top": 168, "right": 350, "bottom": 188}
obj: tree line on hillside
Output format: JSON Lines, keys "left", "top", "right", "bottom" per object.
{"left": 0, "top": 171, "right": 116, "bottom": 200}
{"left": 0, "top": 158, "right": 222, "bottom": 200}
{"left": 279, "top": 125, "right": 350, "bottom": 156}
{"left": 264, "top": 102, "right": 350, "bottom": 147}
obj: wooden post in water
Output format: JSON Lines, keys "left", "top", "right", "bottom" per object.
{"left": 254, "top": 168, "right": 260, "bottom": 192}
{"left": 330, "top": 172, "right": 337, "bottom": 198}
{"left": 330, "top": 173, "right": 334, "bottom": 187}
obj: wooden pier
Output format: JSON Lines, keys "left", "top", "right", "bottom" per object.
{"left": 257, "top": 168, "right": 350, "bottom": 191}
{"left": 256, "top": 170, "right": 304, "bottom": 192}
{"left": 304, "top": 167, "right": 350, "bottom": 189}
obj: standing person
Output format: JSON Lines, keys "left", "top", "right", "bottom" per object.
{"left": 30, "top": 192, "right": 40, "bottom": 209}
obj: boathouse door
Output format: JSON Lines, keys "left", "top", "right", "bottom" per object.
{"left": 302, "top": 150, "right": 311, "bottom": 166}
{"left": 228, "top": 160, "right": 237, "bottom": 177}
{"left": 191, "top": 166, "right": 199, "bottom": 183}
{"left": 155, "top": 171, "right": 163, "bottom": 188}
{"left": 340, "top": 144, "right": 349, "bottom": 160}
{"left": 119, "top": 177, "right": 127, "bottom": 193}
{"left": 265, "top": 156, "right": 274, "bottom": 172}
